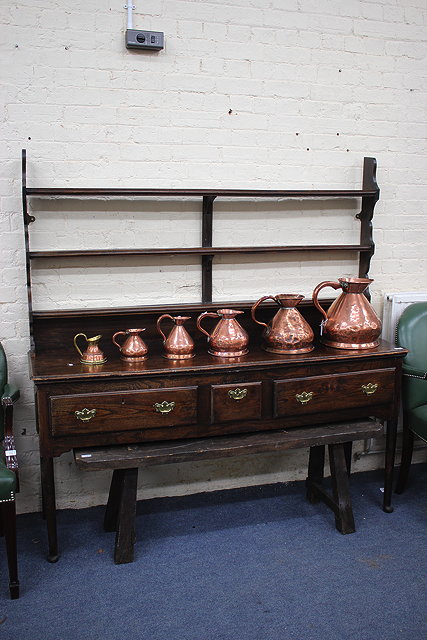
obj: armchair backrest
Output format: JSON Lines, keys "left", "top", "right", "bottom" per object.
{"left": 396, "top": 302, "right": 427, "bottom": 412}
{"left": 0, "top": 342, "right": 7, "bottom": 439}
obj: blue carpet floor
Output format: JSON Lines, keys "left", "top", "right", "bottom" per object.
{"left": 1, "top": 464, "right": 426, "bottom": 640}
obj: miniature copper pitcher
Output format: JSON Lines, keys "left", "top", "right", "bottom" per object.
{"left": 312, "top": 276, "right": 382, "bottom": 349}
{"left": 73, "top": 333, "right": 107, "bottom": 365}
{"left": 112, "top": 328, "right": 148, "bottom": 361}
{"left": 156, "top": 314, "right": 194, "bottom": 359}
{"left": 196, "top": 309, "right": 249, "bottom": 357}
{"left": 251, "top": 294, "right": 314, "bottom": 354}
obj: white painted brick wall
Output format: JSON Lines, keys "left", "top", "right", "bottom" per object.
{"left": 1, "top": 0, "right": 426, "bottom": 513}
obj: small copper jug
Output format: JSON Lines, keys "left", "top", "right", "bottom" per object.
{"left": 112, "top": 328, "right": 148, "bottom": 361}
{"left": 251, "top": 294, "right": 314, "bottom": 354}
{"left": 156, "top": 314, "right": 195, "bottom": 359}
{"left": 74, "top": 333, "right": 107, "bottom": 365}
{"left": 196, "top": 309, "right": 249, "bottom": 357}
{"left": 312, "top": 277, "right": 382, "bottom": 349}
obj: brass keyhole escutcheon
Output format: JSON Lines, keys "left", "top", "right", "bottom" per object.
{"left": 361, "top": 382, "right": 378, "bottom": 396}
{"left": 295, "top": 391, "right": 314, "bottom": 405}
{"left": 154, "top": 400, "right": 176, "bottom": 414}
{"left": 228, "top": 388, "right": 248, "bottom": 401}
{"left": 75, "top": 408, "right": 97, "bottom": 422}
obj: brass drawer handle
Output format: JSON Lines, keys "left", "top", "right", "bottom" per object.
{"left": 75, "top": 408, "right": 97, "bottom": 422}
{"left": 361, "top": 383, "right": 378, "bottom": 396}
{"left": 228, "top": 388, "right": 248, "bottom": 401}
{"left": 154, "top": 400, "right": 176, "bottom": 414}
{"left": 295, "top": 391, "right": 314, "bottom": 405}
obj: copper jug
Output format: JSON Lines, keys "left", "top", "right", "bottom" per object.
{"left": 251, "top": 294, "right": 314, "bottom": 354}
{"left": 156, "top": 314, "right": 195, "bottom": 359}
{"left": 74, "top": 333, "right": 107, "bottom": 365}
{"left": 196, "top": 309, "right": 249, "bottom": 357}
{"left": 112, "top": 328, "right": 148, "bottom": 361}
{"left": 312, "top": 277, "right": 382, "bottom": 349}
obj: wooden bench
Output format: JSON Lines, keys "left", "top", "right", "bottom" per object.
{"left": 74, "top": 419, "right": 383, "bottom": 564}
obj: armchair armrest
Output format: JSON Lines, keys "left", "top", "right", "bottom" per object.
{"left": 403, "top": 365, "right": 427, "bottom": 380}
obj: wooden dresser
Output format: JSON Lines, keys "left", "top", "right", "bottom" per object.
{"left": 21, "top": 152, "right": 406, "bottom": 560}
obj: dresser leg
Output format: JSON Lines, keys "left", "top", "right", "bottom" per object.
{"left": 40, "top": 454, "right": 46, "bottom": 520}
{"left": 395, "top": 426, "right": 414, "bottom": 495}
{"left": 114, "top": 468, "right": 138, "bottom": 564}
{"left": 306, "top": 445, "right": 325, "bottom": 503}
{"left": 328, "top": 443, "right": 355, "bottom": 534}
{"left": 40, "top": 456, "right": 59, "bottom": 562}
{"left": 383, "top": 418, "right": 397, "bottom": 513}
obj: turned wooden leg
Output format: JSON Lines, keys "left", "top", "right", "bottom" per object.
{"left": 2, "top": 502, "right": 19, "bottom": 599}
{"left": 306, "top": 445, "right": 325, "bottom": 503}
{"left": 104, "top": 469, "right": 126, "bottom": 532}
{"left": 395, "top": 424, "right": 415, "bottom": 495}
{"left": 328, "top": 443, "right": 355, "bottom": 535}
{"left": 114, "top": 468, "right": 138, "bottom": 564}
{"left": 40, "top": 454, "right": 46, "bottom": 520}
{"left": 40, "top": 456, "right": 59, "bottom": 562}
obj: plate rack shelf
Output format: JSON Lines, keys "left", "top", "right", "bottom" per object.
{"left": 21, "top": 150, "right": 379, "bottom": 354}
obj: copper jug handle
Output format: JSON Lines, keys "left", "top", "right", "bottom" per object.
{"left": 251, "top": 295, "right": 277, "bottom": 328}
{"left": 196, "top": 312, "right": 218, "bottom": 338}
{"left": 112, "top": 331, "right": 127, "bottom": 349}
{"left": 312, "top": 281, "right": 341, "bottom": 321}
{"left": 73, "top": 333, "right": 87, "bottom": 358}
{"left": 156, "top": 314, "right": 174, "bottom": 342}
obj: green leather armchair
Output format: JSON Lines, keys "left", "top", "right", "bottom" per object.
{"left": 0, "top": 341, "right": 20, "bottom": 599}
{"left": 395, "top": 302, "right": 427, "bottom": 494}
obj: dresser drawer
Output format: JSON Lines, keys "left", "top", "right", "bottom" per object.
{"left": 49, "top": 386, "right": 198, "bottom": 436}
{"left": 273, "top": 368, "right": 395, "bottom": 418}
{"left": 210, "top": 381, "right": 262, "bottom": 423}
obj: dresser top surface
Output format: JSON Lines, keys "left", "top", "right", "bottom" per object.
{"left": 29, "top": 340, "right": 406, "bottom": 383}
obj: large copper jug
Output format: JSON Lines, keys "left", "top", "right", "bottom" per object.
{"left": 196, "top": 309, "right": 249, "bottom": 357}
{"left": 156, "top": 314, "right": 195, "bottom": 359}
{"left": 251, "top": 294, "right": 314, "bottom": 354}
{"left": 312, "top": 277, "right": 382, "bottom": 349}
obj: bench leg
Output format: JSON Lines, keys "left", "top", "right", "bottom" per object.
{"left": 2, "top": 501, "right": 19, "bottom": 599}
{"left": 343, "top": 441, "right": 352, "bottom": 476}
{"left": 306, "top": 442, "right": 356, "bottom": 535}
{"left": 328, "top": 443, "right": 355, "bottom": 535}
{"left": 306, "top": 445, "right": 325, "bottom": 503}
{"left": 104, "top": 469, "right": 125, "bottom": 533}
{"left": 112, "top": 468, "right": 138, "bottom": 565}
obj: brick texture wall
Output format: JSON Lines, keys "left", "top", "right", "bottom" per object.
{"left": 1, "top": 0, "right": 426, "bottom": 512}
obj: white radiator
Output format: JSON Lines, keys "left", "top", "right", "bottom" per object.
{"left": 382, "top": 291, "right": 427, "bottom": 344}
